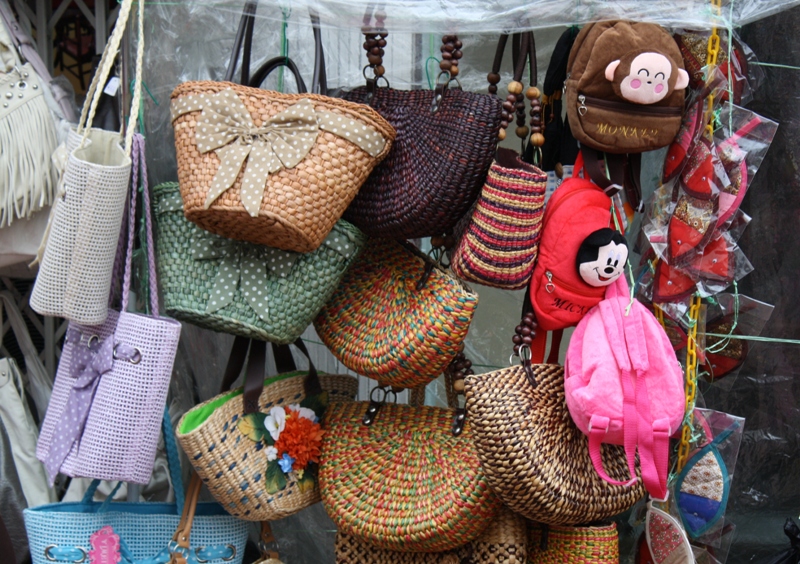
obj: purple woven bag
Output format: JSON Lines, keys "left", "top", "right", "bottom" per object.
{"left": 36, "top": 135, "right": 182, "bottom": 485}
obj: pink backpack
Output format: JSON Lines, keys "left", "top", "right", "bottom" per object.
{"left": 564, "top": 276, "right": 684, "bottom": 500}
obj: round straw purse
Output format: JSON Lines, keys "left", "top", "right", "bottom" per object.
{"left": 528, "top": 523, "right": 619, "bottom": 564}
{"left": 319, "top": 399, "right": 502, "bottom": 552}
{"left": 464, "top": 363, "right": 645, "bottom": 525}
{"left": 153, "top": 182, "right": 366, "bottom": 345}
{"left": 171, "top": 81, "right": 395, "bottom": 252}
{"left": 177, "top": 338, "right": 357, "bottom": 521}
{"left": 314, "top": 239, "right": 478, "bottom": 388}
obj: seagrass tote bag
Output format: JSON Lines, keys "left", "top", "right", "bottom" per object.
{"left": 30, "top": 0, "right": 143, "bottom": 325}
{"left": 171, "top": 8, "right": 395, "bottom": 253}
{"left": 177, "top": 337, "right": 357, "bottom": 521}
{"left": 313, "top": 238, "right": 478, "bottom": 388}
{"left": 154, "top": 181, "right": 365, "bottom": 344}
{"left": 36, "top": 135, "right": 182, "bottom": 485}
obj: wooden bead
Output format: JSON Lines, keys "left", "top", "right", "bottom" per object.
{"left": 506, "top": 93, "right": 517, "bottom": 104}
{"left": 516, "top": 116, "right": 526, "bottom": 127}
{"left": 378, "top": 32, "right": 388, "bottom": 39}
{"left": 531, "top": 114, "right": 541, "bottom": 124}
{"left": 526, "top": 86, "right": 541, "bottom": 100}
{"left": 555, "top": 162, "right": 564, "bottom": 178}
{"left": 463, "top": 360, "right": 472, "bottom": 369}
{"left": 501, "top": 110, "right": 511, "bottom": 122}
{"left": 443, "top": 42, "right": 455, "bottom": 52}
{"left": 453, "top": 379, "right": 466, "bottom": 393}
{"left": 431, "top": 236, "right": 445, "bottom": 247}
{"left": 442, "top": 34, "right": 456, "bottom": 43}
{"left": 368, "top": 54, "right": 382, "bottom": 65}
{"left": 370, "top": 46, "right": 382, "bottom": 56}
{"left": 374, "top": 65, "right": 385, "bottom": 76}
{"left": 391, "top": 386, "right": 404, "bottom": 393}
{"left": 452, "top": 49, "right": 463, "bottom": 60}
{"left": 512, "top": 334, "right": 523, "bottom": 345}
{"left": 448, "top": 65, "right": 459, "bottom": 77}
{"left": 487, "top": 72, "right": 501, "bottom": 85}
{"left": 498, "top": 128, "right": 507, "bottom": 141}
{"left": 530, "top": 126, "right": 542, "bottom": 133}
{"left": 439, "top": 59, "right": 452, "bottom": 71}
{"left": 522, "top": 335, "right": 533, "bottom": 345}
{"left": 531, "top": 133, "right": 545, "bottom": 146}
{"left": 515, "top": 100, "right": 525, "bottom": 111}
{"left": 441, "top": 51, "right": 453, "bottom": 60}
{"left": 488, "top": 84, "right": 498, "bottom": 95}
{"left": 508, "top": 80, "right": 523, "bottom": 95}
{"left": 365, "top": 38, "right": 377, "bottom": 48}
{"left": 377, "top": 38, "right": 387, "bottom": 47}
{"left": 454, "top": 39, "right": 463, "bottom": 49}
{"left": 502, "top": 100, "right": 515, "bottom": 112}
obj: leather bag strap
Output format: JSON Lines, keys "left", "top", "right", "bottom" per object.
{"left": 168, "top": 472, "right": 203, "bottom": 564}
{"left": 249, "top": 56, "right": 308, "bottom": 92}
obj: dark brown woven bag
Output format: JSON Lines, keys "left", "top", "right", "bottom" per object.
{"left": 341, "top": 32, "right": 502, "bottom": 240}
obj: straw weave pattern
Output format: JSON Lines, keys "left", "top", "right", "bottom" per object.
{"left": 313, "top": 239, "right": 478, "bottom": 388}
{"left": 450, "top": 156, "right": 547, "bottom": 290}
{"left": 153, "top": 182, "right": 365, "bottom": 344}
{"left": 319, "top": 401, "right": 502, "bottom": 552}
{"left": 464, "top": 364, "right": 645, "bottom": 525}
{"left": 527, "top": 523, "right": 619, "bottom": 563}
{"left": 341, "top": 86, "right": 503, "bottom": 239}
{"left": 172, "top": 81, "right": 395, "bottom": 252}
{"left": 177, "top": 372, "right": 357, "bottom": 521}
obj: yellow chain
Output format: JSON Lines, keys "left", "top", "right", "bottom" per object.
{"left": 704, "top": 0, "right": 723, "bottom": 138}
{"left": 676, "top": 295, "right": 702, "bottom": 472}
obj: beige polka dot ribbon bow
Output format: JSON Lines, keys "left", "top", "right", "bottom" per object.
{"left": 191, "top": 225, "right": 359, "bottom": 322}
{"left": 171, "top": 89, "right": 388, "bottom": 217}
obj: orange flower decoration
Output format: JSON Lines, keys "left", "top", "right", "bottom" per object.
{"left": 275, "top": 408, "right": 324, "bottom": 471}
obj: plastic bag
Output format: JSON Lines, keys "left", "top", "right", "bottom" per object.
{"left": 764, "top": 519, "right": 800, "bottom": 564}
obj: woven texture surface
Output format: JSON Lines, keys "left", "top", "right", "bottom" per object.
{"left": 341, "top": 86, "right": 502, "bottom": 239}
{"left": 153, "top": 182, "right": 366, "bottom": 344}
{"left": 464, "top": 364, "right": 645, "bottom": 525}
{"left": 36, "top": 309, "right": 182, "bottom": 483}
{"left": 24, "top": 500, "right": 248, "bottom": 564}
{"left": 319, "top": 401, "right": 502, "bottom": 552}
{"left": 528, "top": 523, "right": 619, "bottom": 563}
{"left": 450, "top": 151, "right": 547, "bottom": 289}
{"left": 172, "top": 81, "right": 395, "bottom": 252}
{"left": 178, "top": 372, "right": 357, "bottom": 521}
{"left": 30, "top": 127, "right": 130, "bottom": 324}
{"left": 334, "top": 507, "right": 527, "bottom": 563}
{"left": 314, "top": 239, "right": 478, "bottom": 388}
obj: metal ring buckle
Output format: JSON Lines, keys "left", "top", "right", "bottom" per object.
{"left": 369, "top": 386, "right": 387, "bottom": 403}
{"left": 518, "top": 345, "right": 532, "bottom": 365}
{"left": 113, "top": 346, "right": 142, "bottom": 364}
{"left": 45, "top": 545, "right": 87, "bottom": 563}
{"left": 362, "top": 65, "right": 391, "bottom": 89}
{"left": 86, "top": 335, "right": 99, "bottom": 349}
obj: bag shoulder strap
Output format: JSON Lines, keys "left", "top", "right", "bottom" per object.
{"left": 168, "top": 472, "right": 203, "bottom": 564}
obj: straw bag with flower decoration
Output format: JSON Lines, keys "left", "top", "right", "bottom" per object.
{"left": 314, "top": 238, "right": 478, "bottom": 389}
{"left": 319, "top": 360, "right": 502, "bottom": 553}
{"left": 171, "top": 7, "right": 395, "bottom": 253}
{"left": 176, "top": 336, "right": 357, "bottom": 521}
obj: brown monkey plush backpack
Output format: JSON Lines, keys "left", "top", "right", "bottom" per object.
{"left": 565, "top": 21, "right": 689, "bottom": 154}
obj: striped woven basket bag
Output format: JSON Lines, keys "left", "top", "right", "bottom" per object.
{"left": 450, "top": 147, "right": 547, "bottom": 289}
{"left": 528, "top": 523, "right": 619, "bottom": 564}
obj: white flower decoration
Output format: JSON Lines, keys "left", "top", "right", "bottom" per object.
{"left": 265, "top": 446, "right": 278, "bottom": 462}
{"left": 264, "top": 406, "right": 286, "bottom": 441}
{"left": 290, "top": 404, "right": 317, "bottom": 422}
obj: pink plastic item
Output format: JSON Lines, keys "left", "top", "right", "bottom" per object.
{"left": 564, "top": 276, "right": 685, "bottom": 499}
{"left": 89, "top": 526, "right": 121, "bottom": 564}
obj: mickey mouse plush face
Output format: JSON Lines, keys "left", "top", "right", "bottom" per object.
{"left": 576, "top": 228, "right": 629, "bottom": 287}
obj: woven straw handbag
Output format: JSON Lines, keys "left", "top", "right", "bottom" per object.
{"left": 340, "top": 28, "right": 502, "bottom": 240}
{"left": 335, "top": 506, "right": 528, "bottom": 563}
{"left": 527, "top": 523, "right": 619, "bottom": 563}
{"left": 449, "top": 147, "right": 547, "bottom": 289}
{"left": 319, "top": 374, "right": 502, "bottom": 553}
{"left": 170, "top": 9, "right": 394, "bottom": 253}
{"left": 314, "top": 238, "right": 478, "bottom": 388}
{"left": 153, "top": 182, "right": 365, "bottom": 345}
{"left": 30, "top": 0, "right": 144, "bottom": 325}
{"left": 177, "top": 337, "right": 357, "bottom": 521}
{"left": 36, "top": 135, "right": 182, "bottom": 486}
{"left": 464, "top": 360, "right": 645, "bottom": 525}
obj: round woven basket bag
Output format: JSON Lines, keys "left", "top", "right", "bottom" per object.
{"left": 177, "top": 367, "right": 358, "bottom": 521}
{"left": 527, "top": 523, "right": 619, "bottom": 564}
{"left": 153, "top": 182, "right": 366, "bottom": 345}
{"left": 313, "top": 239, "right": 478, "bottom": 388}
{"left": 464, "top": 363, "right": 645, "bottom": 525}
{"left": 171, "top": 81, "right": 395, "bottom": 252}
{"left": 319, "top": 401, "right": 502, "bottom": 552}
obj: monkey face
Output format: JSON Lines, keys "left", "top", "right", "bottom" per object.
{"left": 605, "top": 52, "right": 690, "bottom": 105}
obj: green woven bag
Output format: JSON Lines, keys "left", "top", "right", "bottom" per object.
{"left": 153, "top": 182, "right": 366, "bottom": 344}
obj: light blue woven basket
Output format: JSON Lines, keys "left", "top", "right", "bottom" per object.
{"left": 24, "top": 409, "right": 249, "bottom": 564}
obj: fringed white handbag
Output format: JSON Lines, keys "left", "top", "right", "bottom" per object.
{"left": 0, "top": 17, "right": 58, "bottom": 228}
{"left": 30, "top": 0, "right": 144, "bottom": 325}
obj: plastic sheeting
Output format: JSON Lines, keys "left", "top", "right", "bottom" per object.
{"left": 139, "top": 0, "right": 800, "bottom": 33}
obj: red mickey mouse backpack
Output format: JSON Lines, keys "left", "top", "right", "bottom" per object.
{"left": 529, "top": 152, "right": 627, "bottom": 332}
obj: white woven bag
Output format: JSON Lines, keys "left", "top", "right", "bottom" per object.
{"left": 30, "top": 0, "right": 143, "bottom": 325}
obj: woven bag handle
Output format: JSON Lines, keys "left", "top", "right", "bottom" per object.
{"left": 120, "top": 133, "right": 160, "bottom": 316}
{"left": 77, "top": 0, "right": 143, "bottom": 156}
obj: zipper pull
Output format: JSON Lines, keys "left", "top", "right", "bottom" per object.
{"left": 578, "top": 95, "right": 587, "bottom": 116}
{"left": 562, "top": 72, "right": 570, "bottom": 95}
{"left": 545, "top": 271, "right": 556, "bottom": 293}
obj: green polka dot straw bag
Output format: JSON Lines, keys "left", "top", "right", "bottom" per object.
{"left": 153, "top": 182, "right": 365, "bottom": 344}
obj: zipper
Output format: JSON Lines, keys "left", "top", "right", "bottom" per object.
{"left": 578, "top": 93, "right": 682, "bottom": 117}
{"left": 544, "top": 269, "right": 604, "bottom": 296}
